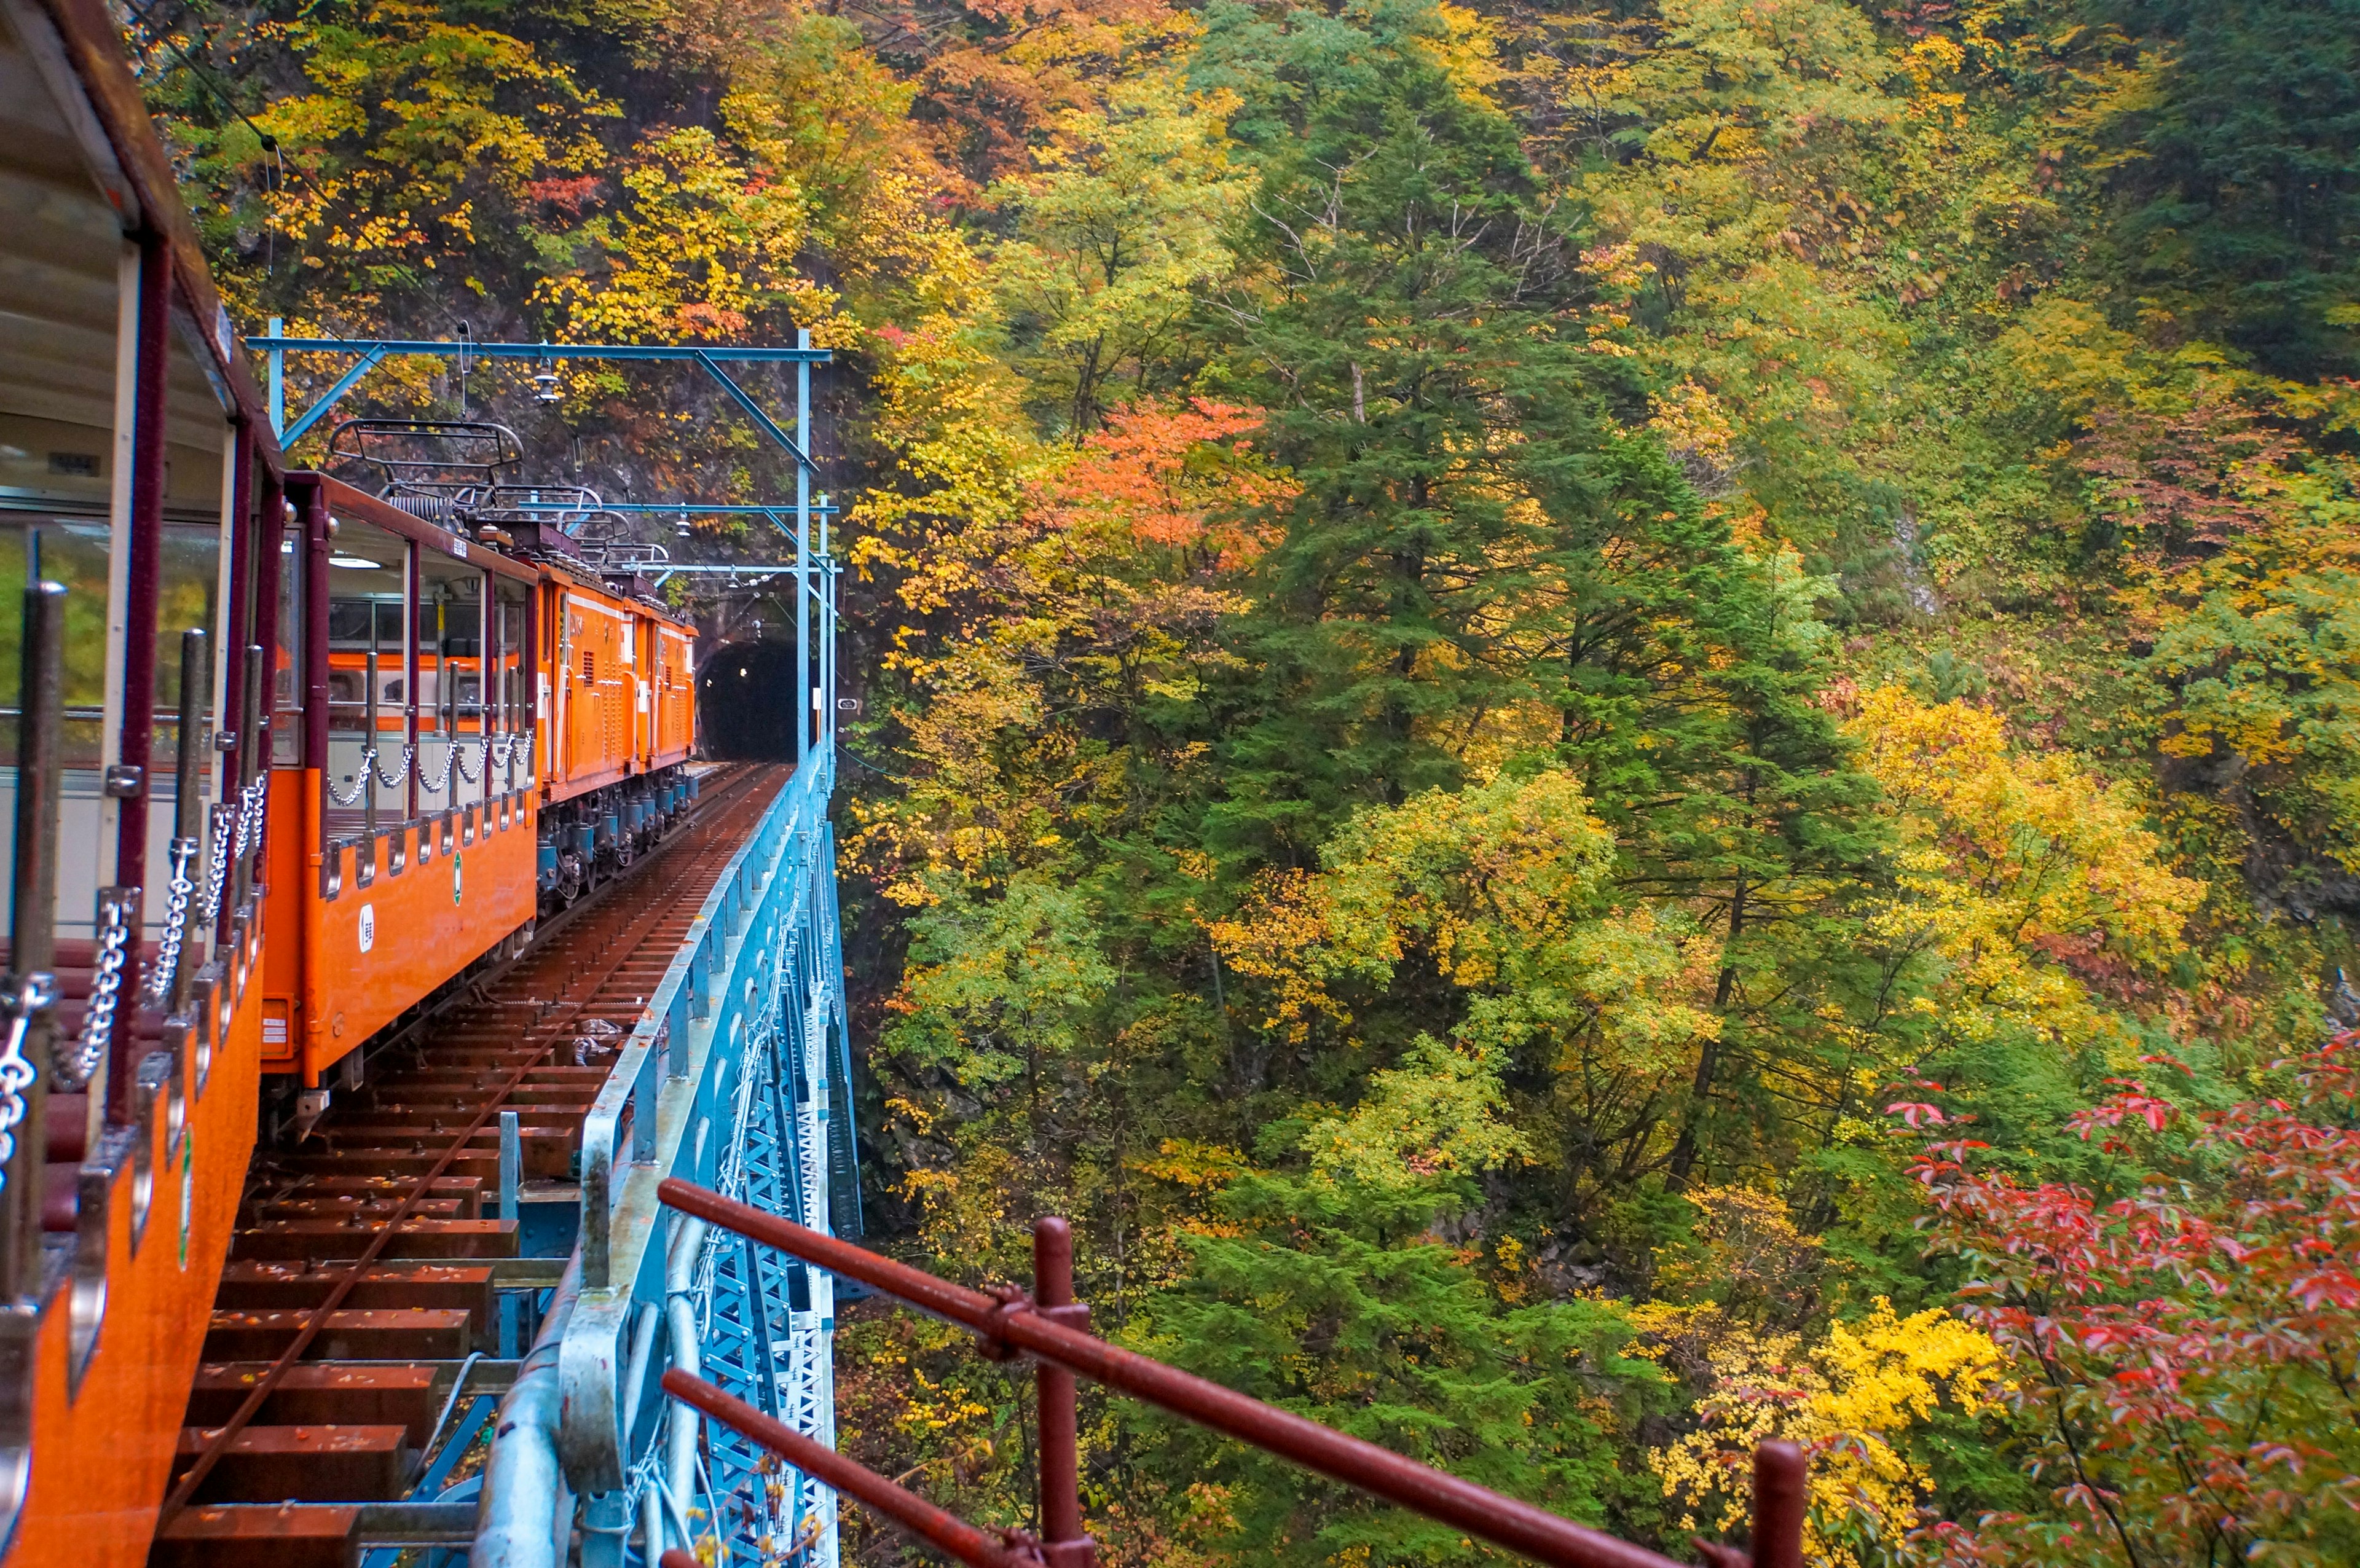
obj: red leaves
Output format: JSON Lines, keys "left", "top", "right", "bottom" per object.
{"left": 1902, "top": 1033, "right": 2360, "bottom": 1558}
{"left": 527, "top": 174, "right": 601, "bottom": 215}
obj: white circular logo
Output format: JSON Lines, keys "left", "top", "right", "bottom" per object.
{"left": 358, "top": 903, "right": 376, "bottom": 954}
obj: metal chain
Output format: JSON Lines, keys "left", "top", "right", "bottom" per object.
{"left": 326, "top": 750, "right": 375, "bottom": 807}
{"left": 422, "top": 739, "right": 458, "bottom": 794}
{"left": 57, "top": 898, "right": 131, "bottom": 1091}
{"left": 374, "top": 742, "right": 414, "bottom": 790}
{"left": 142, "top": 836, "right": 198, "bottom": 1007}
{"left": 0, "top": 970, "right": 55, "bottom": 1192}
{"left": 234, "top": 774, "right": 266, "bottom": 863}
{"left": 200, "top": 804, "right": 234, "bottom": 923}
{"left": 453, "top": 735, "right": 485, "bottom": 785}
{"left": 489, "top": 731, "right": 535, "bottom": 786}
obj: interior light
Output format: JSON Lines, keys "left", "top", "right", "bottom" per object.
{"left": 329, "top": 555, "right": 382, "bottom": 570}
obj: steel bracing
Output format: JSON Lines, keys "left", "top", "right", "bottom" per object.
{"left": 519, "top": 745, "right": 854, "bottom": 1568}
{"left": 693, "top": 816, "right": 855, "bottom": 1567}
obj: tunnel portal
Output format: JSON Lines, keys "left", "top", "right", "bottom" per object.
{"left": 699, "top": 640, "right": 805, "bottom": 759}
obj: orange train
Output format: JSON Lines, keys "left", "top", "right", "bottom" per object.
{"left": 262, "top": 474, "right": 705, "bottom": 1086}
{"left": 0, "top": 1, "right": 712, "bottom": 1559}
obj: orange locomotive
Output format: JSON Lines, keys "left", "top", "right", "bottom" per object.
{"left": 0, "top": 2, "right": 712, "bottom": 1560}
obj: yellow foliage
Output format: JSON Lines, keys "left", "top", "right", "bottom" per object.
{"left": 1209, "top": 771, "right": 1721, "bottom": 1075}
{"left": 1844, "top": 686, "right": 2203, "bottom": 1040}
{"left": 1299, "top": 1035, "right": 1531, "bottom": 1191}
{"left": 537, "top": 123, "right": 840, "bottom": 343}
{"left": 1650, "top": 1300, "right": 2008, "bottom": 1568}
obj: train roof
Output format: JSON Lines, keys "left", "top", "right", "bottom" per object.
{"left": 3, "top": 0, "right": 281, "bottom": 476}
{"left": 310, "top": 472, "right": 696, "bottom": 627}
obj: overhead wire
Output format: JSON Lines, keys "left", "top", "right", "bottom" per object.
{"left": 117, "top": 0, "right": 326, "bottom": 210}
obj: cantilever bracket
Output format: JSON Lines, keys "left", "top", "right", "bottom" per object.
{"left": 250, "top": 327, "right": 832, "bottom": 478}
{"left": 691, "top": 353, "right": 820, "bottom": 477}
{"left": 281, "top": 345, "right": 388, "bottom": 445}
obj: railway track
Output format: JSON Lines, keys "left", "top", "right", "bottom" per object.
{"left": 149, "top": 762, "right": 793, "bottom": 1568}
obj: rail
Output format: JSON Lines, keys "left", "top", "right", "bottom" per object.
{"left": 655, "top": 1182, "right": 1806, "bottom": 1568}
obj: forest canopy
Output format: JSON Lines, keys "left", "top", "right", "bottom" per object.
{"left": 135, "top": 0, "right": 2360, "bottom": 1561}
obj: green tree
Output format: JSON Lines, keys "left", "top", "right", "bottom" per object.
{"left": 990, "top": 73, "right": 1255, "bottom": 436}
{"left": 1123, "top": 1172, "right": 1669, "bottom": 1564}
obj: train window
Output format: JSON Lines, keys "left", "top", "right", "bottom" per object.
{"left": 490, "top": 575, "right": 531, "bottom": 790}
{"left": 328, "top": 601, "right": 406, "bottom": 646}
{"left": 0, "top": 515, "right": 113, "bottom": 771}
{"left": 322, "top": 519, "right": 408, "bottom": 836}
{"left": 154, "top": 520, "right": 221, "bottom": 765}
{"left": 274, "top": 524, "right": 303, "bottom": 766}
{"left": 417, "top": 553, "right": 484, "bottom": 814}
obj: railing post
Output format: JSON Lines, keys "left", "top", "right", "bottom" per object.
{"left": 163, "top": 627, "right": 208, "bottom": 1013}
{"left": 1034, "top": 1217, "right": 1095, "bottom": 1568}
{"left": 1749, "top": 1442, "right": 1805, "bottom": 1568}
{"left": 4, "top": 582, "right": 65, "bottom": 1297}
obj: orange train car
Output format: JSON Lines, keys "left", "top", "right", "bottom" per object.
{"left": 0, "top": 0, "right": 288, "bottom": 1559}
{"left": 0, "top": 2, "right": 717, "bottom": 1559}
{"left": 260, "top": 478, "right": 705, "bottom": 1088}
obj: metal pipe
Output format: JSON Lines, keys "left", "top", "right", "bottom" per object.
{"left": 663, "top": 1213, "right": 706, "bottom": 1530}
{"left": 243, "top": 471, "right": 285, "bottom": 909}
{"left": 471, "top": 1248, "right": 583, "bottom": 1568}
{"left": 302, "top": 483, "right": 331, "bottom": 786}
{"left": 108, "top": 232, "right": 171, "bottom": 1123}
{"left": 618, "top": 1302, "right": 659, "bottom": 1451}
{"left": 235, "top": 645, "right": 262, "bottom": 913}
{"left": 406, "top": 544, "right": 421, "bottom": 822}
{"left": 662, "top": 1370, "right": 1035, "bottom": 1568}
{"left": 659, "top": 1179, "right": 1685, "bottom": 1568}
{"left": 1033, "top": 1217, "right": 1092, "bottom": 1568}
{"left": 1751, "top": 1442, "right": 1806, "bottom": 1568}
{"left": 639, "top": 1478, "right": 665, "bottom": 1565}
{"left": 365, "top": 648, "right": 380, "bottom": 840}
{"left": 165, "top": 627, "right": 207, "bottom": 1011}
{"left": 219, "top": 425, "right": 254, "bottom": 844}
{"left": 6, "top": 582, "right": 65, "bottom": 1299}
{"left": 499, "top": 1110, "right": 520, "bottom": 1221}
{"left": 795, "top": 327, "right": 809, "bottom": 766}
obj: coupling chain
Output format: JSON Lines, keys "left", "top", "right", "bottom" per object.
{"left": 142, "top": 836, "right": 198, "bottom": 1007}
{"left": 57, "top": 897, "right": 131, "bottom": 1091}
{"left": 0, "top": 969, "right": 57, "bottom": 1191}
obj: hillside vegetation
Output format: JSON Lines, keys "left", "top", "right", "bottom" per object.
{"left": 138, "top": 0, "right": 2360, "bottom": 1561}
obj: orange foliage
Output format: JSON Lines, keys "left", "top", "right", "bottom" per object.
{"left": 1037, "top": 398, "right": 1289, "bottom": 568}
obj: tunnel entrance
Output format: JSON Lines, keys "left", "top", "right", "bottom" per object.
{"left": 699, "top": 640, "right": 805, "bottom": 759}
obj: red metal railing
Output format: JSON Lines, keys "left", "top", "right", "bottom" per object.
{"left": 656, "top": 1177, "right": 1806, "bottom": 1568}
